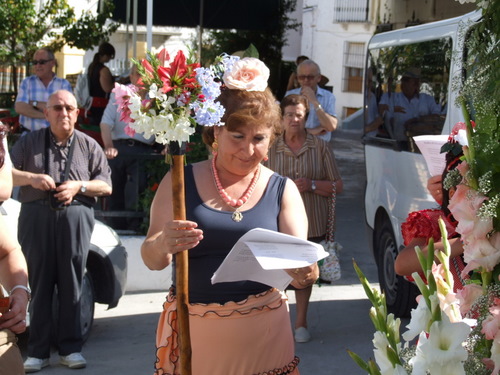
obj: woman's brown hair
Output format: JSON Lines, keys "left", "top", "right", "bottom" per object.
{"left": 202, "top": 88, "right": 282, "bottom": 146}
{"left": 280, "top": 94, "right": 310, "bottom": 116}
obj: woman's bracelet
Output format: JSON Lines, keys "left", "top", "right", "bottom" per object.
{"left": 10, "top": 285, "right": 31, "bottom": 301}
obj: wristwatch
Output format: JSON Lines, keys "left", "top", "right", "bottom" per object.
{"left": 315, "top": 104, "right": 323, "bottom": 111}
{"left": 80, "top": 182, "right": 88, "bottom": 193}
{"left": 311, "top": 180, "right": 317, "bottom": 192}
{"left": 32, "top": 100, "right": 38, "bottom": 108}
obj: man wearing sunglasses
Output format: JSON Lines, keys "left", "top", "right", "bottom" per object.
{"left": 10, "top": 90, "right": 112, "bottom": 372}
{"left": 15, "top": 47, "right": 73, "bottom": 133}
{"left": 284, "top": 59, "right": 338, "bottom": 142}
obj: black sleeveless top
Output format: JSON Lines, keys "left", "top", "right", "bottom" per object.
{"left": 88, "top": 62, "right": 107, "bottom": 98}
{"left": 172, "top": 164, "right": 288, "bottom": 304}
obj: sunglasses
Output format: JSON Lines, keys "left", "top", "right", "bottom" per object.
{"left": 48, "top": 105, "right": 77, "bottom": 113}
{"left": 32, "top": 59, "right": 53, "bottom": 65}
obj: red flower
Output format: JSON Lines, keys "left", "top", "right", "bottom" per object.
{"left": 156, "top": 51, "right": 201, "bottom": 94}
{"left": 156, "top": 48, "right": 170, "bottom": 66}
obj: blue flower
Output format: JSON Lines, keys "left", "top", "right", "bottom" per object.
{"left": 192, "top": 101, "right": 225, "bottom": 126}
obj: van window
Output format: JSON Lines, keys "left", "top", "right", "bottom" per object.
{"left": 365, "top": 38, "right": 452, "bottom": 152}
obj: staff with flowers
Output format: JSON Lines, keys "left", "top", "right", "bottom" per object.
{"left": 114, "top": 49, "right": 317, "bottom": 374}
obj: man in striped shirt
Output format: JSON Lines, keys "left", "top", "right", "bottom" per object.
{"left": 15, "top": 47, "right": 73, "bottom": 133}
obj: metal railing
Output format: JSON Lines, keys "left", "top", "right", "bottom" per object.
{"left": 333, "top": 0, "right": 369, "bottom": 23}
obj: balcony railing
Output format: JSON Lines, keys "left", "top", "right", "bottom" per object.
{"left": 334, "top": 0, "right": 369, "bottom": 23}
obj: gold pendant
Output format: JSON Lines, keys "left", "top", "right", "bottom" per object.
{"left": 232, "top": 210, "right": 243, "bottom": 222}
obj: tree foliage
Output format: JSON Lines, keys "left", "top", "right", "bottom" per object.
{"left": 196, "top": 0, "right": 300, "bottom": 98}
{"left": 0, "top": 0, "right": 118, "bottom": 92}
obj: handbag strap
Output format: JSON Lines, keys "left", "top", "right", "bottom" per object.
{"left": 325, "top": 181, "right": 336, "bottom": 242}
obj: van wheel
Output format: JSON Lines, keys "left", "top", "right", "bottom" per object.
{"left": 376, "top": 221, "right": 418, "bottom": 318}
{"left": 80, "top": 271, "right": 95, "bottom": 342}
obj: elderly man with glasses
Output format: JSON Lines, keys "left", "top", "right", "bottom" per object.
{"left": 10, "top": 90, "right": 111, "bottom": 373}
{"left": 284, "top": 59, "right": 338, "bottom": 142}
{"left": 14, "top": 47, "right": 73, "bottom": 133}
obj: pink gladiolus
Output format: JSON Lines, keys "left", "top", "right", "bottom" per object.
{"left": 490, "top": 232, "right": 500, "bottom": 249}
{"left": 124, "top": 125, "right": 136, "bottom": 137}
{"left": 482, "top": 300, "right": 500, "bottom": 340}
{"left": 119, "top": 109, "right": 133, "bottom": 124}
{"left": 456, "top": 284, "right": 483, "bottom": 316}
{"left": 449, "top": 184, "right": 488, "bottom": 237}
{"left": 457, "top": 160, "right": 469, "bottom": 177}
{"left": 461, "top": 236, "right": 500, "bottom": 275}
{"left": 112, "top": 82, "right": 137, "bottom": 101}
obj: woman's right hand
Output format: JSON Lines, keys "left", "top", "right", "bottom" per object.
{"left": 160, "top": 220, "right": 204, "bottom": 255}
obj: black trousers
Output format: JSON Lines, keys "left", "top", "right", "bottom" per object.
{"left": 18, "top": 202, "right": 94, "bottom": 358}
{"left": 106, "top": 141, "right": 151, "bottom": 229}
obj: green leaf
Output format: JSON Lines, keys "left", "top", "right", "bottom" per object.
{"left": 242, "top": 43, "right": 259, "bottom": 58}
{"left": 347, "top": 350, "right": 371, "bottom": 372}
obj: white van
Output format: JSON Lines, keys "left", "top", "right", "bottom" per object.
{"left": 363, "top": 11, "right": 481, "bottom": 317}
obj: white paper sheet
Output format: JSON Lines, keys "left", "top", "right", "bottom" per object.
{"left": 211, "top": 228, "right": 329, "bottom": 290}
{"left": 413, "top": 135, "right": 449, "bottom": 176}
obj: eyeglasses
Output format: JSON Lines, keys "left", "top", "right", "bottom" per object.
{"left": 297, "top": 74, "right": 318, "bottom": 81}
{"left": 48, "top": 105, "right": 77, "bottom": 113}
{"left": 32, "top": 59, "right": 53, "bottom": 65}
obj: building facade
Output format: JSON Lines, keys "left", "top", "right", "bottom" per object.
{"left": 283, "top": 0, "right": 475, "bottom": 125}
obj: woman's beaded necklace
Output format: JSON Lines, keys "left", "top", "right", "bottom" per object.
{"left": 211, "top": 154, "right": 261, "bottom": 222}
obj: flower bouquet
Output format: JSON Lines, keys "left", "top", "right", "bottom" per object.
{"left": 349, "top": 87, "right": 500, "bottom": 375}
{"left": 112, "top": 48, "right": 269, "bottom": 147}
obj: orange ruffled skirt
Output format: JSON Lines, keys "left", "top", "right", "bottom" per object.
{"left": 154, "top": 288, "right": 300, "bottom": 375}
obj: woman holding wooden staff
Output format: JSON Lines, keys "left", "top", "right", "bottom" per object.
{"left": 141, "top": 57, "right": 318, "bottom": 374}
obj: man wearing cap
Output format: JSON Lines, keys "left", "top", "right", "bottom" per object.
{"left": 15, "top": 47, "right": 73, "bottom": 133}
{"left": 285, "top": 59, "right": 338, "bottom": 142}
{"left": 379, "top": 67, "right": 442, "bottom": 142}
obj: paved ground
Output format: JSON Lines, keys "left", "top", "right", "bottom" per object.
{"left": 19, "top": 129, "right": 390, "bottom": 374}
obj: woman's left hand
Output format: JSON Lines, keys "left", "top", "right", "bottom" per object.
{"left": 286, "top": 264, "right": 319, "bottom": 288}
{"left": 293, "top": 178, "right": 313, "bottom": 193}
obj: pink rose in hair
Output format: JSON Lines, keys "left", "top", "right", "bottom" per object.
{"left": 223, "top": 57, "right": 269, "bottom": 92}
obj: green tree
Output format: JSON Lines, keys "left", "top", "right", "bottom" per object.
{"left": 0, "top": 0, "right": 119, "bottom": 92}
{"left": 196, "top": 0, "right": 300, "bottom": 98}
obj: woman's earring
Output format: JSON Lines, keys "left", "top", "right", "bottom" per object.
{"left": 212, "top": 139, "right": 219, "bottom": 155}
{"left": 263, "top": 154, "right": 269, "bottom": 162}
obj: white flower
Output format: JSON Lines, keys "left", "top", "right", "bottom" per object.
{"left": 148, "top": 83, "right": 160, "bottom": 99}
{"left": 402, "top": 295, "right": 432, "bottom": 342}
{"left": 453, "top": 129, "right": 469, "bottom": 146}
{"left": 410, "top": 314, "right": 470, "bottom": 375}
{"left": 373, "top": 331, "right": 406, "bottom": 375}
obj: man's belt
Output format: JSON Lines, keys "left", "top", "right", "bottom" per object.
{"left": 115, "top": 139, "right": 151, "bottom": 147}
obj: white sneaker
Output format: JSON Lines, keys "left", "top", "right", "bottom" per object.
{"left": 59, "top": 352, "right": 87, "bottom": 369}
{"left": 24, "top": 357, "right": 50, "bottom": 373}
{"left": 294, "top": 327, "right": 311, "bottom": 343}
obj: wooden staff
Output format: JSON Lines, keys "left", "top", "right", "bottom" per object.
{"left": 170, "top": 147, "right": 192, "bottom": 374}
